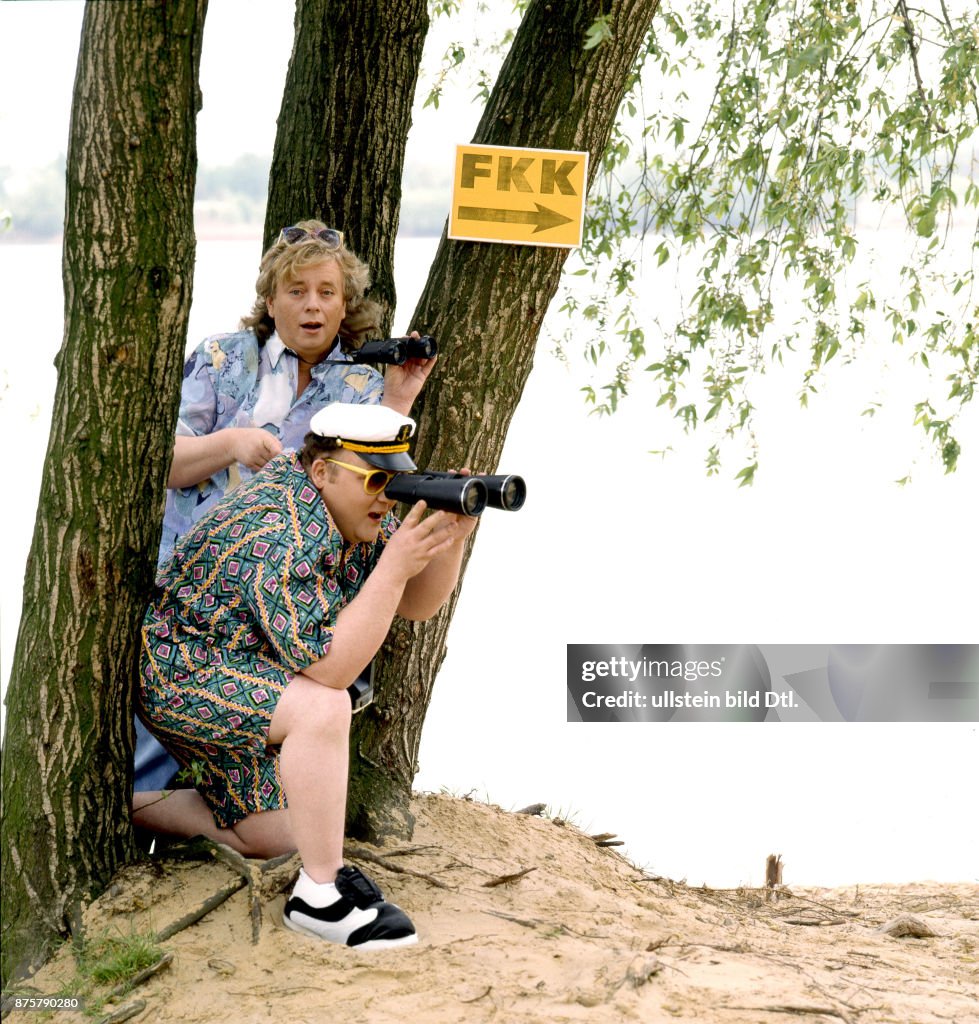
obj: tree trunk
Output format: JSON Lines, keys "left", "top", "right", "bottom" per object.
{"left": 0, "top": 0, "right": 206, "bottom": 987}
{"left": 349, "top": 0, "right": 660, "bottom": 841}
{"left": 263, "top": 0, "right": 430, "bottom": 331}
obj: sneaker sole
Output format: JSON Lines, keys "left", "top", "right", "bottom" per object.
{"left": 283, "top": 914, "right": 419, "bottom": 950}
{"left": 352, "top": 933, "right": 419, "bottom": 951}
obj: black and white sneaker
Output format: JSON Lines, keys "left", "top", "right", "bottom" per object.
{"left": 284, "top": 865, "right": 418, "bottom": 950}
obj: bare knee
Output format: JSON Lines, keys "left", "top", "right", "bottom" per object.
{"left": 304, "top": 683, "right": 352, "bottom": 740}
{"left": 270, "top": 675, "right": 351, "bottom": 745}
{"left": 231, "top": 808, "right": 296, "bottom": 859}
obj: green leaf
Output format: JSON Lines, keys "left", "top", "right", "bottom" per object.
{"left": 735, "top": 462, "right": 758, "bottom": 487}
{"left": 916, "top": 208, "right": 936, "bottom": 237}
{"left": 583, "top": 15, "right": 613, "bottom": 51}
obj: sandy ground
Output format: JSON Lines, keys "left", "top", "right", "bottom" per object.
{"left": 5, "top": 792, "right": 978, "bottom": 1024}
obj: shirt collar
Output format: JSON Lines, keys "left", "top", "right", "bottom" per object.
{"left": 266, "top": 331, "right": 347, "bottom": 373}
{"left": 265, "top": 331, "right": 287, "bottom": 368}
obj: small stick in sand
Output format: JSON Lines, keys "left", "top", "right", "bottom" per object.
{"left": 765, "top": 853, "right": 784, "bottom": 902}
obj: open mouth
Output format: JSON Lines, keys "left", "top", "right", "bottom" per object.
{"left": 300, "top": 321, "right": 323, "bottom": 332}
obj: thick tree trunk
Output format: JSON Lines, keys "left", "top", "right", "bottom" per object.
{"left": 263, "top": 0, "right": 430, "bottom": 330}
{"left": 0, "top": 0, "right": 206, "bottom": 987}
{"left": 349, "top": 0, "right": 660, "bottom": 841}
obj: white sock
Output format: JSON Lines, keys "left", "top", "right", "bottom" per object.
{"left": 290, "top": 868, "right": 341, "bottom": 908}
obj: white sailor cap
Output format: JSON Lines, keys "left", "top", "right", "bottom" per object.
{"left": 308, "top": 403, "right": 417, "bottom": 471}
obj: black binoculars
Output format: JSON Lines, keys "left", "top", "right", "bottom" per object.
{"left": 350, "top": 335, "right": 438, "bottom": 365}
{"left": 384, "top": 471, "right": 527, "bottom": 518}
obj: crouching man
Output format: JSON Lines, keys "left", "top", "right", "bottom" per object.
{"left": 133, "top": 402, "right": 477, "bottom": 950}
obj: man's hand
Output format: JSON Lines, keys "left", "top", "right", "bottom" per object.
{"left": 389, "top": 473, "right": 479, "bottom": 621}
{"left": 440, "top": 467, "right": 480, "bottom": 542}
{"left": 169, "top": 428, "right": 283, "bottom": 488}
{"left": 380, "top": 501, "right": 465, "bottom": 582}
{"left": 380, "top": 331, "right": 436, "bottom": 415}
{"left": 228, "top": 427, "right": 283, "bottom": 471}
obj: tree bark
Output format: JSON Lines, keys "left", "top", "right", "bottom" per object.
{"left": 349, "top": 0, "right": 660, "bottom": 841}
{"left": 0, "top": 0, "right": 206, "bottom": 987}
{"left": 263, "top": 0, "right": 430, "bottom": 331}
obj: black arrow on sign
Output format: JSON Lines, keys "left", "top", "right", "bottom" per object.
{"left": 457, "top": 202, "right": 573, "bottom": 233}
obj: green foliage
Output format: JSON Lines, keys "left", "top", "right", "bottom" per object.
{"left": 423, "top": 42, "right": 468, "bottom": 109}
{"left": 429, "top": 0, "right": 462, "bottom": 15}
{"left": 421, "top": 1, "right": 523, "bottom": 109}
{"left": 73, "top": 930, "right": 162, "bottom": 990}
{"left": 558, "top": 0, "right": 979, "bottom": 481}
{"left": 1, "top": 928, "right": 166, "bottom": 1018}
{"left": 584, "top": 14, "right": 615, "bottom": 50}
{"left": 175, "top": 759, "right": 208, "bottom": 788}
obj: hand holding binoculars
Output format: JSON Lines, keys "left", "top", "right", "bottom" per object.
{"left": 350, "top": 335, "right": 438, "bottom": 365}
{"left": 343, "top": 333, "right": 524, "bottom": 517}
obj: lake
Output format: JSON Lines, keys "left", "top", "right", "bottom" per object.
{"left": 1, "top": 234, "right": 976, "bottom": 888}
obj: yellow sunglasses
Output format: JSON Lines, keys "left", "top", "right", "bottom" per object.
{"left": 325, "top": 459, "right": 397, "bottom": 495}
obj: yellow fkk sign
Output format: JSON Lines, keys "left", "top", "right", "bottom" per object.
{"left": 449, "top": 144, "right": 588, "bottom": 248}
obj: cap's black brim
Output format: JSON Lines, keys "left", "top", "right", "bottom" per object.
{"left": 360, "top": 451, "right": 417, "bottom": 472}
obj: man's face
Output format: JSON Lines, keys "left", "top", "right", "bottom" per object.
{"left": 309, "top": 452, "right": 396, "bottom": 544}
{"left": 266, "top": 258, "right": 347, "bottom": 363}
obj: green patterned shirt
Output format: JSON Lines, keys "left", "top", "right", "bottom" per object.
{"left": 146, "top": 451, "right": 396, "bottom": 677}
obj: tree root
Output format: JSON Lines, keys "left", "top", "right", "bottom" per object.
{"left": 156, "top": 836, "right": 454, "bottom": 945}
{"left": 344, "top": 843, "right": 454, "bottom": 891}
{"left": 95, "top": 999, "right": 146, "bottom": 1024}
{"left": 155, "top": 876, "right": 247, "bottom": 942}
{"left": 104, "top": 953, "right": 173, "bottom": 1001}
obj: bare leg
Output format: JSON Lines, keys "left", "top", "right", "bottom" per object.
{"left": 132, "top": 673, "right": 350, "bottom": 870}
{"left": 132, "top": 789, "right": 294, "bottom": 857}
{"left": 264, "top": 674, "right": 351, "bottom": 882}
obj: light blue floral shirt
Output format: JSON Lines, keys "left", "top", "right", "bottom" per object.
{"left": 159, "top": 328, "right": 384, "bottom": 565}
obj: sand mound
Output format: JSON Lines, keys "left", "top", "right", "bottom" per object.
{"left": 8, "top": 793, "right": 978, "bottom": 1023}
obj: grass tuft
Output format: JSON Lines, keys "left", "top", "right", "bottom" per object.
{"left": 75, "top": 930, "right": 162, "bottom": 988}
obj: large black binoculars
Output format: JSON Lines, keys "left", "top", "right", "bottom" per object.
{"left": 384, "top": 471, "right": 527, "bottom": 517}
{"left": 350, "top": 335, "right": 438, "bottom": 365}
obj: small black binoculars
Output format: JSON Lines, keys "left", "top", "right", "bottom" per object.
{"left": 384, "top": 471, "right": 527, "bottom": 518}
{"left": 351, "top": 335, "right": 438, "bottom": 365}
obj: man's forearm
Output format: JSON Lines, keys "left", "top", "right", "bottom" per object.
{"left": 301, "top": 563, "right": 408, "bottom": 689}
{"left": 396, "top": 539, "right": 466, "bottom": 621}
{"left": 169, "top": 432, "right": 235, "bottom": 488}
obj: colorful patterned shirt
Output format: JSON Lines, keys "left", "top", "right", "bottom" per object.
{"left": 146, "top": 450, "right": 397, "bottom": 678}
{"left": 159, "top": 329, "right": 384, "bottom": 563}
{"left": 139, "top": 451, "right": 397, "bottom": 825}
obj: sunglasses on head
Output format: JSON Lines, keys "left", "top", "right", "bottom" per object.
{"left": 325, "top": 459, "right": 396, "bottom": 495}
{"left": 280, "top": 225, "right": 344, "bottom": 249}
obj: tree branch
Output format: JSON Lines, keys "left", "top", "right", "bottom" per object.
{"left": 896, "top": 0, "right": 946, "bottom": 132}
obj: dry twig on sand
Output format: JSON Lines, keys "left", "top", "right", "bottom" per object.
{"left": 155, "top": 876, "right": 247, "bottom": 942}
{"left": 723, "top": 1005, "right": 854, "bottom": 1023}
{"left": 95, "top": 1000, "right": 146, "bottom": 1024}
{"left": 482, "top": 867, "right": 537, "bottom": 888}
{"left": 345, "top": 844, "right": 454, "bottom": 890}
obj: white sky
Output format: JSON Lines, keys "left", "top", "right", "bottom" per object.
{"left": 1, "top": 1, "right": 977, "bottom": 889}
{"left": 0, "top": 0, "right": 489, "bottom": 178}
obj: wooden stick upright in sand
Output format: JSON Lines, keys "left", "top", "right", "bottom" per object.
{"left": 765, "top": 853, "right": 784, "bottom": 902}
